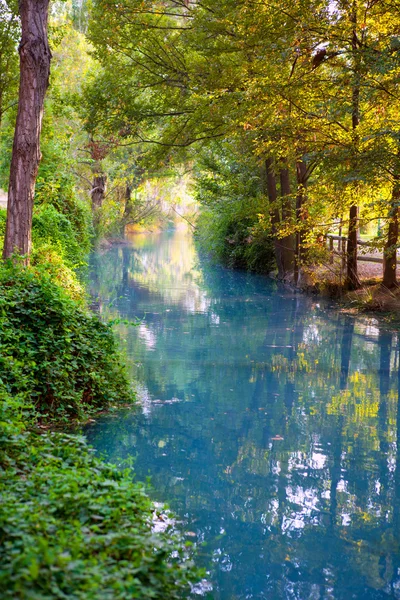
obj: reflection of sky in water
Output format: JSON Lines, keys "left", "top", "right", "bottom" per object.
{"left": 87, "top": 231, "right": 400, "bottom": 600}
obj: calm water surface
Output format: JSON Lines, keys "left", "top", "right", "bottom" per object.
{"left": 87, "top": 231, "right": 400, "bottom": 600}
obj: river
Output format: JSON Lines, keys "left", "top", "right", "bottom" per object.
{"left": 86, "top": 230, "right": 400, "bottom": 599}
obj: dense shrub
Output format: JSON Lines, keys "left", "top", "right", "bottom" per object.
{"left": 32, "top": 204, "right": 91, "bottom": 268}
{"left": 0, "top": 393, "right": 197, "bottom": 599}
{"left": 0, "top": 204, "right": 90, "bottom": 272}
{"left": 244, "top": 226, "right": 276, "bottom": 273}
{"left": 0, "top": 262, "right": 199, "bottom": 598}
{"left": 193, "top": 141, "right": 276, "bottom": 274}
{"left": 0, "top": 262, "right": 131, "bottom": 420}
{"left": 0, "top": 208, "right": 5, "bottom": 238}
{"left": 196, "top": 208, "right": 275, "bottom": 273}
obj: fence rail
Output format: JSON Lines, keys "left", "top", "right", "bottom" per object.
{"left": 325, "top": 234, "right": 384, "bottom": 265}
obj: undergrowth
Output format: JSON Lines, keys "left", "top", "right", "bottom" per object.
{"left": 0, "top": 392, "right": 197, "bottom": 599}
{"left": 195, "top": 209, "right": 275, "bottom": 273}
{"left": 0, "top": 261, "right": 131, "bottom": 422}
{"left": 0, "top": 260, "right": 199, "bottom": 598}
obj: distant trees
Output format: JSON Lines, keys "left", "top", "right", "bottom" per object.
{"left": 84, "top": 0, "right": 400, "bottom": 288}
{"left": 1, "top": 0, "right": 400, "bottom": 284}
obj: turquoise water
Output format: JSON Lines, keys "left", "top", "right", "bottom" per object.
{"left": 86, "top": 231, "right": 400, "bottom": 599}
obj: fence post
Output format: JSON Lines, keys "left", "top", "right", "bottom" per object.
{"left": 329, "top": 236, "right": 334, "bottom": 264}
{"left": 342, "top": 238, "right": 347, "bottom": 271}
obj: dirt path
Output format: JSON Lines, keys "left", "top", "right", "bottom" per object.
{"left": 358, "top": 261, "right": 383, "bottom": 281}
{"left": 0, "top": 189, "right": 7, "bottom": 209}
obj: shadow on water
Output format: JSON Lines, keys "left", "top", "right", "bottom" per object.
{"left": 86, "top": 231, "right": 400, "bottom": 599}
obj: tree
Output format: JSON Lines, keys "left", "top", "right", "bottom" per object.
{"left": 85, "top": 0, "right": 400, "bottom": 288}
{"left": 3, "top": 0, "right": 51, "bottom": 261}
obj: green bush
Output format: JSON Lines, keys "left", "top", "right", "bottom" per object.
{"left": 196, "top": 208, "right": 275, "bottom": 273}
{"left": 0, "top": 204, "right": 90, "bottom": 275}
{"left": 34, "top": 129, "right": 93, "bottom": 252}
{"left": 244, "top": 227, "right": 276, "bottom": 273}
{"left": 0, "top": 263, "right": 199, "bottom": 598}
{"left": 0, "top": 261, "right": 131, "bottom": 420}
{"left": 0, "top": 208, "right": 6, "bottom": 239}
{"left": 193, "top": 141, "right": 275, "bottom": 274}
{"left": 32, "top": 204, "right": 87, "bottom": 268}
{"left": 0, "top": 396, "right": 197, "bottom": 599}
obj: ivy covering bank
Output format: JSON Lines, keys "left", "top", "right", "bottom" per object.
{"left": 0, "top": 263, "right": 197, "bottom": 599}
{"left": 0, "top": 261, "right": 130, "bottom": 420}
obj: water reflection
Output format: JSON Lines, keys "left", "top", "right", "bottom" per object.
{"left": 87, "top": 231, "right": 400, "bottom": 599}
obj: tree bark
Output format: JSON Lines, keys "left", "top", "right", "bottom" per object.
{"left": 3, "top": 0, "right": 51, "bottom": 261}
{"left": 120, "top": 183, "right": 133, "bottom": 236}
{"left": 294, "top": 157, "right": 308, "bottom": 285}
{"left": 91, "top": 174, "right": 107, "bottom": 211}
{"left": 382, "top": 183, "right": 400, "bottom": 289}
{"left": 346, "top": 0, "right": 361, "bottom": 289}
{"left": 280, "top": 165, "right": 291, "bottom": 220}
{"left": 266, "top": 158, "right": 284, "bottom": 277}
{"left": 91, "top": 172, "right": 106, "bottom": 230}
{"left": 279, "top": 164, "right": 294, "bottom": 276}
{"left": 347, "top": 204, "right": 361, "bottom": 289}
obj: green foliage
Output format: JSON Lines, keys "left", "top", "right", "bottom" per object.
{"left": 0, "top": 111, "right": 15, "bottom": 190}
{"left": 0, "top": 196, "right": 90, "bottom": 274}
{"left": 245, "top": 226, "right": 276, "bottom": 274}
{"left": 34, "top": 131, "right": 93, "bottom": 254}
{"left": 196, "top": 209, "right": 275, "bottom": 273}
{"left": 32, "top": 204, "right": 89, "bottom": 268}
{"left": 0, "top": 2, "right": 19, "bottom": 122}
{"left": 0, "top": 261, "right": 131, "bottom": 420}
{"left": 0, "top": 209, "right": 6, "bottom": 238}
{"left": 194, "top": 142, "right": 275, "bottom": 273}
{"left": 0, "top": 399, "right": 197, "bottom": 599}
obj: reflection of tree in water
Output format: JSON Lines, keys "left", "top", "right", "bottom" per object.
{"left": 87, "top": 231, "right": 400, "bottom": 599}
{"left": 90, "top": 232, "right": 213, "bottom": 322}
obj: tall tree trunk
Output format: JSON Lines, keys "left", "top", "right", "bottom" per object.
{"left": 347, "top": 204, "right": 360, "bottom": 289}
{"left": 3, "top": 0, "right": 51, "bottom": 261}
{"left": 279, "top": 164, "right": 294, "bottom": 276}
{"left": 382, "top": 182, "right": 400, "bottom": 289}
{"left": 91, "top": 172, "right": 106, "bottom": 230}
{"left": 346, "top": 1, "right": 361, "bottom": 289}
{"left": 120, "top": 183, "right": 133, "bottom": 236}
{"left": 266, "top": 158, "right": 284, "bottom": 277}
{"left": 294, "top": 157, "right": 307, "bottom": 285}
{"left": 91, "top": 174, "right": 106, "bottom": 211}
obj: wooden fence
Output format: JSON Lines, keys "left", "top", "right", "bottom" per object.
{"left": 325, "top": 234, "right": 384, "bottom": 266}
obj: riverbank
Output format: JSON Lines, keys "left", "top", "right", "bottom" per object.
{"left": 0, "top": 259, "right": 197, "bottom": 598}
{"left": 194, "top": 208, "right": 400, "bottom": 324}
{"left": 292, "top": 261, "right": 400, "bottom": 326}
